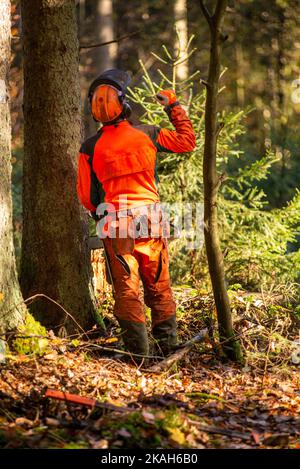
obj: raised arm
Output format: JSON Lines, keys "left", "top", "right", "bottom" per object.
{"left": 155, "top": 90, "right": 196, "bottom": 153}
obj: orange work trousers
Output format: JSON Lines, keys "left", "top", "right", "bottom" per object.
{"left": 102, "top": 237, "right": 176, "bottom": 327}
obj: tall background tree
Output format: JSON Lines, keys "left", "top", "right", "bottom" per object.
{"left": 0, "top": 0, "right": 26, "bottom": 331}
{"left": 95, "top": 0, "right": 116, "bottom": 70}
{"left": 78, "top": 0, "right": 117, "bottom": 136}
{"left": 200, "top": 0, "right": 241, "bottom": 360}
{"left": 174, "top": 0, "right": 188, "bottom": 81}
{"left": 20, "top": 0, "right": 98, "bottom": 333}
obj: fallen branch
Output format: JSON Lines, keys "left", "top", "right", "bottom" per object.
{"left": 188, "top": 418, "right": 251, "bottom": 441}
{"left": 80, "top": 342, "right": 163, "bottom": 361}
{"left": 147, "top": 329, "right": 209, "bottom": 373}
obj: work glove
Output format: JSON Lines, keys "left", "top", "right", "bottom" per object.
{"left": 156, "top": 89, "right": 178, "bottom": 107}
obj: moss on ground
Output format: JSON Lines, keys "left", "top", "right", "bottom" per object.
{"left": 12, "top": 313, "right": 49, "bottom": 356}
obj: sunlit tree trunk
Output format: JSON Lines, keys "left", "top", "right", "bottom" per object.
{"left": 174, "top": 0, "right": 189, "bottom": 82}
{"left": 200, "top": 0, "right": 242, "bottom": 361}
{"left": 79, "top": 0, "right": 116, "bottom": 136}
{"left": 0, "top": 0, "right": 26, "bottom": 331}
{"left": 95, "top": 0, "right": 117, "bottom": 72}
{"left": 21, "top": 0, "right": 98, "bottom": 333}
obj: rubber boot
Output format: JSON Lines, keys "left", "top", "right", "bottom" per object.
{"left": 152, "top": 315, "right": 178, "bottom": 356}
{"left": 117, "top": 318, "right": 149, "bottom": 364}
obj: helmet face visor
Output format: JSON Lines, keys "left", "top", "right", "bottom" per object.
{"left": 91, "top": 85, "right": 123, "bottom": 123}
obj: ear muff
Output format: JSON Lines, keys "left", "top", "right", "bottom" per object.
{"left": 120, "top": 98, "right": 132, "bottom": 119}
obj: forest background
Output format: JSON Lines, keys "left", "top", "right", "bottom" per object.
{"left": 10, "top": 0, "right": 300, "bottom": 293}
{"left": 0, "top": 0, "right": 299, "bottom": 450}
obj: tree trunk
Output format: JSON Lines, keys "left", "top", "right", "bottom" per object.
{"left": 200, "top": 0, "right": 242, "bottom": 361}
{"left": 273, "top": 7, "right": 287, "bottom": 208}
{"left": 95, "top": 0, "right": 117, "bottom": 71}
{"left": 174, "top": 0, "right": 189, "bottom": 82}
{"left": 21, "top": 0, "right": 98, "bottom": 333}
{"left": 0, "top": 0, "right": 26, "bottom": 331}
{"left": 79, "top": 0, "right": 116, "bottom": 137}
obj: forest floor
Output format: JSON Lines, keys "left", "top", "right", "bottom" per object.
{"left": 0, "top": 287, "right": 299, "bottom": 449}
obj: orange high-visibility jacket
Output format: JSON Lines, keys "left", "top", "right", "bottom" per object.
{"left": 77, "top": 103, "right": 196, "bottom": 213}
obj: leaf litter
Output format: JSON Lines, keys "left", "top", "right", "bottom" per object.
{"left": 0, "top": 288, "right": 299, "bottom": 449}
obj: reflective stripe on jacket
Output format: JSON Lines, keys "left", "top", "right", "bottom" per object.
{"left": 77, "top": 103, "right": 196, "bottom": 213}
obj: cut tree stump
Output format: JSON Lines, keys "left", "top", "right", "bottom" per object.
{"left": 90, "top": 237, "right": 111, "bottom": 299}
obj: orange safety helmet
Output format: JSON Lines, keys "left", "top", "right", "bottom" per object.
{"left": 91, "top": 85, "right": 123, "bottom": 123}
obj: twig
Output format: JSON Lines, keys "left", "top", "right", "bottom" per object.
{"left": 24, "top": 294, "right": 88, "bottom": 338}
{"left": 188, "top": 418, "right": 251, "bottom": 441}
{"left": 0, "top": 293, "right": 88, "bottom": 338}
{"left": 79, "top": 342, "right": 163, "bottom": 361}
{"left": 200, "top": 78, "right": 211, "bottom": 88}
{"left": 79, "top": 31, "right": 140, "bottom": 51}
{"left": 216, "top": 121, "right": 225, "bottom": 137}
{"left": 199, "top": 0, "right": 213, "bottom": 29}
{"left": 128, "top": 54, "right": 158, "bottom": 97}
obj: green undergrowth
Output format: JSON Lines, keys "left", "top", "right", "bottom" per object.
{"left": 99, "top": 408, "right": 190, "bottom": 448}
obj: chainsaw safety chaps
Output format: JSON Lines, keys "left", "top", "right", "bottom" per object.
{"left": 103, "top": 236, "right": 176, "bottom": 327}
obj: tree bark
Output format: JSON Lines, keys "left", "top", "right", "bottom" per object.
{"left": 21, "top": 0, "right": 98, "bottom": 333}
{"left": 174, "top": 0, "right": 189, "bottom": 82}
{"left": 200, "top": 0, "right": 242, "bottom": 361}
{"left": 95, "top": 0, "right": 117, "bottom": 71}
{"left": 0, "top": 0, "right": 27, "bottom": 331}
